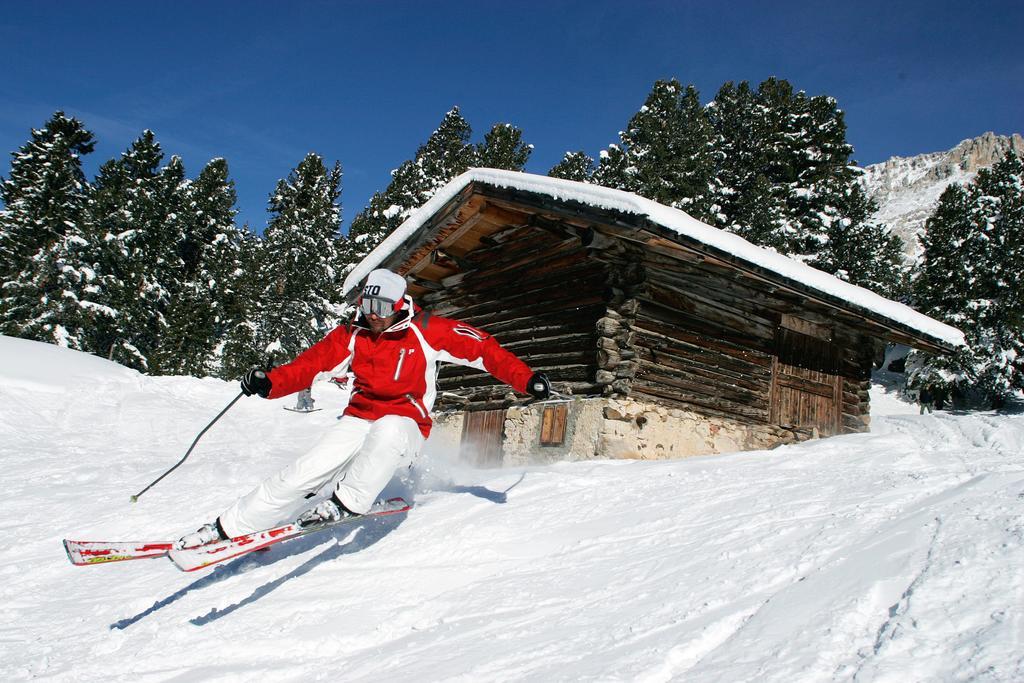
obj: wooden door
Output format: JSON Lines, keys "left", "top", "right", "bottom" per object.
{"left": 540, "top": 404, "right": 568, "bottom": 446}
{"left": 770, "top": 326, "right": 842, "bottom": 436}
{"left": 460, "top": 409, "right": 506, "bottom": 467}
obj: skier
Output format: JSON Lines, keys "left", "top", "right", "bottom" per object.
{"left": 293, "top": 388, "right": 315, "bottom": 412}
{"left": 177, "top": 268, "right": 551, "bottom": 548}
{"left": 918, "top": 384, "right": 935, "bottom": 414}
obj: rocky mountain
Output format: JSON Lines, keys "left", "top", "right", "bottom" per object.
{"left": 859, "top": 132, "right": 1024, "bottom": 259}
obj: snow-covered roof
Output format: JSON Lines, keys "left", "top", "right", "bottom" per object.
{"left": 344, "top": 169, "right": 965, "bottom": 349}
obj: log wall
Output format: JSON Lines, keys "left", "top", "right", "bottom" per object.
{"left": 582, "top": 225, "right": 876, "bottom": 434}
{"left": 423, "top": 215, "right": 606, "bottom": 411}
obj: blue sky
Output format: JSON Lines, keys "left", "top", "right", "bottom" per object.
{"left": 2, "top": 1, "right": 1021, "bottom": 234}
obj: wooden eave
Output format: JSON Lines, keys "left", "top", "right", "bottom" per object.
{"left": 361, "top": 181, "right": 957, "bottom": 356}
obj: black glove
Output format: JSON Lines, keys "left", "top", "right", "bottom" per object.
{"left": 241, "top": 368, "right": 272, "bottom": 398}
{"left": 526, "top": 372, "right": 551, "bottom": 400}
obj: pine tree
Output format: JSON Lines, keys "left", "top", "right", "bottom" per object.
{"left": 784, "top": 86, "right": 866, "bottom": 263}
{"left": 908, "top": 182, "right": 987, "bottom": 401}
{"left": 909, "top": 151, "right": 1024, "bottom": 406}
{"left": 914, "top": 184, "right": 977, "bottom": 319}
{"left": 347, "top": 108, "right": 531, "bottom": 264}
{"left": 476, "top": 123, "right": 533, "bottom": 171}
{"left": 705, "top": 78, "right": 905, "bottom": 293}
{"left": 812, "top": 182, "right": 908, "bottom": 297}
{"left": 548, "top": 151, "right": 595, "bottom": 181}
{"left": 591, "top": 80, "right": 718, "bottom": 221}
{"left": 85, "top": 131, "right": 186, "bottom": 371}
{"left": 218, "top": 229, "right": 265, "bottom": 378}
{"left": 347, "top": 108, "right": 473, "bottom": 263}
{"left": 0, "top": 112, "right": 100, "bottom": 348}
{"left": 705, "top": 80, "right": 761, "bottom": 230}
{"left": 591, "top": 143, "right": 630, "bottom": 190}
{"left": 415, "top": 107, "right": 477, "bottom": 191}
{"left": 728, "top": 172, "right": 788, "bottom": 250}
{"left": 0, "top": 112, "right": 95, "bottom": 279}
{"left": 970, "top": 152, "right": 1024, "bottom": 402}
{"left": 671, "top": 84, "right": 719, "bottom": 220}
{"left": 0, "top": 228, "right": 107, "bottom": 349}
{"left": 254, "top": 153, "right": 345, "bottom": 363}
{"left": 708, "top": 78, "right": 813, "bottom": 253}
{"left": 157, "top": 158, "right": 241, "bottom": 376}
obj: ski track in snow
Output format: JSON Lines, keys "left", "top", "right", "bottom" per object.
{"left": 1, "top": 336, "right": 1022, "bottom": 682}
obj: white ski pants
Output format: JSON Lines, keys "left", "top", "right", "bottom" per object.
{"left": 218, "top": 414, "right": 423, "bottom": 537}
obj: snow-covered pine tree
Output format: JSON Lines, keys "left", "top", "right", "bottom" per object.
{"left": 591, "top": 143, "right": 630, "bottom": 189}
{"left": 959, "top": 151, "right": 1024, "bottom": 404}
{"left": 909, "top": 151, "right": 1024, "bottom": 406}
{"left": 347, "top": 108, "right": 532, "bottom": 264}
{"left": 979, "top": 152, "right": 1024, "bottom": 402}
{"left": 85, "top": 132, "right": 186, "bottom": 371}
{"left": 347, "top": 108, "right": 475, "bottom": 263}
{"left": 909, "top": 183, "right": 987, "bottom": 401}
{"left": 705, "top": 80, "right": 765, "bottom": 231}
{"left": 0, "top": 112, "right": 103, "bottom": 348}
{"left": 982, "top": 152, "right": 1024, "bottom": 321}
{"left": 708, "top": 78, "right": 815, "bottom": 252}
{"left": 254, "top": 153, "right": 346, "bottom": 363}
{"left": 415, "top": 107, "right": 478, "bottom": 187}
{"left": 781, "top": 83, "right": 902, "bottom": 286}
{"left": 914, "top": 184, "right": 976, "bottom": 319}
{"left": 811, "top": 181, "right": 907, "bottom": 298}
{"left": 548, "top": 151, "right": 595, "bottom": 181}
{"left": 670, "top": 83, "right": 719, "bottom": 221}
{"left": 476, "top": 123, "right": 533, "bottom": 171}
{"left": 590, "top": 80, "right": 718, "bottom": 221}
{"left": 217, "top": 228, "right": 265, "bottom": 379}
{"left": 0, "top": 112, "right": 95, "bottom": 280}
{"left": 156, "top": 158, "right": 242, "bottom": 376}
{"left": 706, "top": 78, "right": 905, "bottom": 294}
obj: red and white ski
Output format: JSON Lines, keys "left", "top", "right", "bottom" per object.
{"left": 167, "top": 497, "right": 411, "bottom": 572}
{"left": 63, "top": 539, "right": 174, "bottom": 566}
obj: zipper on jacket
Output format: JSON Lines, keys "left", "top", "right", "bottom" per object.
{"left": 393, "top": 348, "right": 406, "bottom": 381}
{"left": 405, "top": 394, "right": 427, "bottom": 418}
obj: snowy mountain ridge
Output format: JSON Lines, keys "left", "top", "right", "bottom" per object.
{"left": 859, "top": 132, "right": 1024, "bottom": 258}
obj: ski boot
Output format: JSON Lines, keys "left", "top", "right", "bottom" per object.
{"left": 175, "top": 520, "right": 226, "bottom": 550}
{"left": 296, "top": 495, "right": 356, "bottom": 528}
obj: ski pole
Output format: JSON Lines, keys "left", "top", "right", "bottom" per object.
{"left": 130, "top": 390, "right": 245, "bottom": 503}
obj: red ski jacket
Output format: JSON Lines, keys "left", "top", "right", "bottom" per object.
{"left": 266, "top": 297, "right": 534, "bottom": 436}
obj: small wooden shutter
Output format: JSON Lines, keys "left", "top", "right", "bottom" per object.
{"left": 460, "top": 409, "right": 506, "bottom": 467}
{"left": 540, "top": 404, "right": 568, "bottom": 446}
{"left": 770, "top": 326, "right": 842, "bottom": 436}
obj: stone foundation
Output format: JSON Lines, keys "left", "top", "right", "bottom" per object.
{"left": 430, "top": 397, "right": 809, "bottom": 467}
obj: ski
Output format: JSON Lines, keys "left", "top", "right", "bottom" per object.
{"left": 63, "top": 539, "right": 174, "bottom": 566}
{"left": 283, "top": 407, "right": 323, "bottom": 413}
{"left": 167, "top": 497, "right": 411, "bottom": 572}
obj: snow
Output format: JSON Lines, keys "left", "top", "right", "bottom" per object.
{"left": 3, "top": 336, "right": 1022, "bottom": 680}
{"left": 343, "top": 169, "right": 965, "bottom": 349}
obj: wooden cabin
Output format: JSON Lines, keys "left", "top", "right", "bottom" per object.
{"left": 343, "top": 170, "right": 962, "bottom": 466}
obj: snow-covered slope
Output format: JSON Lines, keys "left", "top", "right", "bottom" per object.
{"left": 860, "top": 132, "right": 1024, "bottom": 259}
{"left": 2, "top": 337, "right": 1022, "bottom": 681}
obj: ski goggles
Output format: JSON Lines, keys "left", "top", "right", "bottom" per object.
{"left": 359, "top": 296, "right": 399, "bottom": 318}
